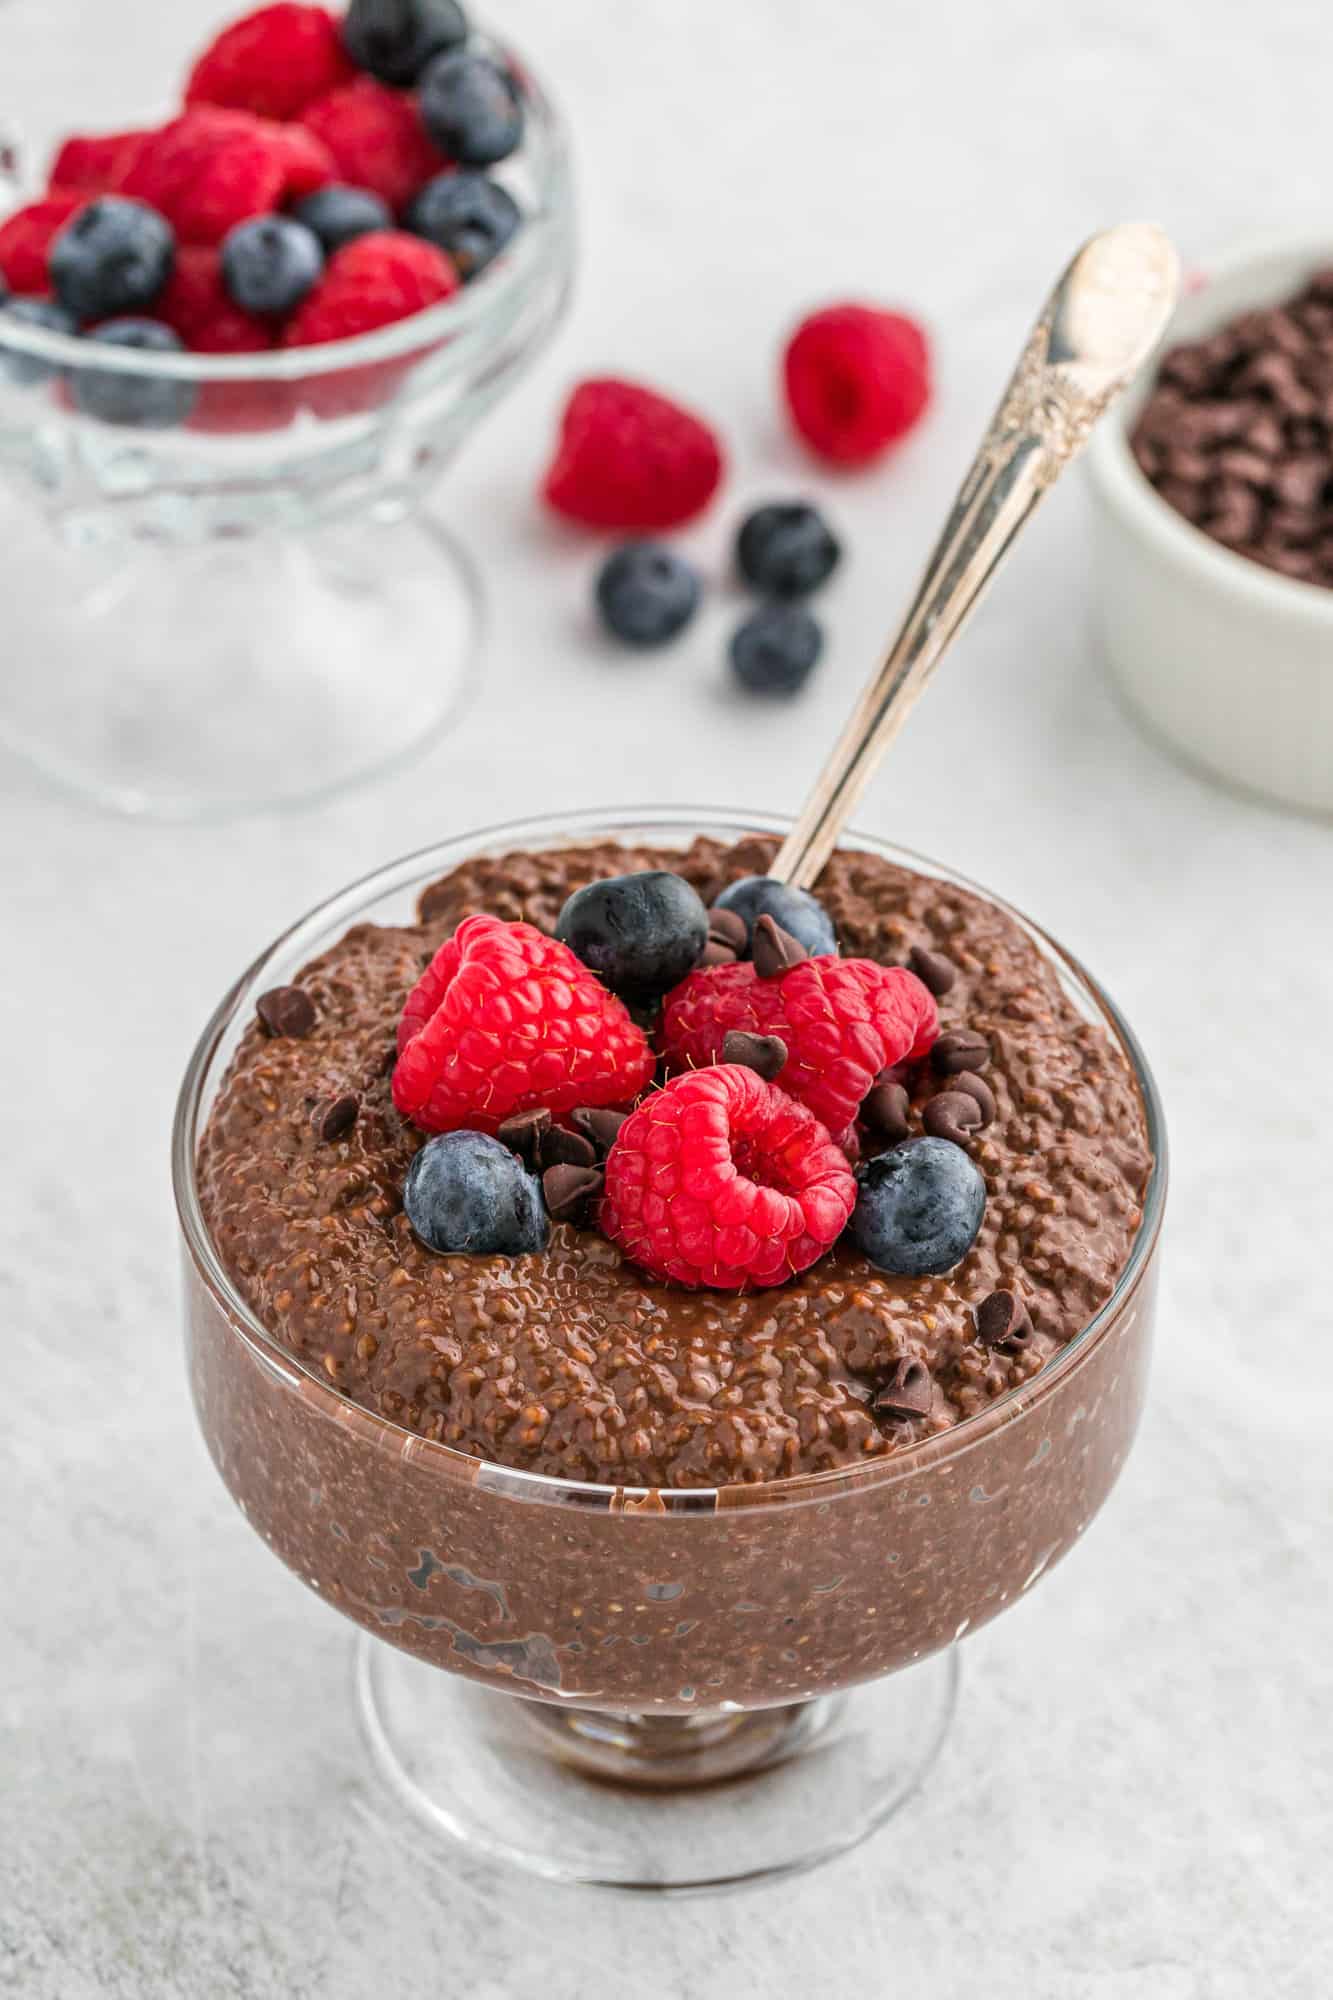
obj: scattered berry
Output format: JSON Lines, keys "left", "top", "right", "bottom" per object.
{"left": 420, "top": 50, "right": 523, "bottom": 167}
{"left": 0, "top": 194, "right": 87, "bottom": 296}
{"left": 405, "top": 170, "right": 520, "bottom": 280}
{"left": 221, "top": 214, "right": 323, "bottom": 315}
{"left": 121, "top": 110, "right": 287, "bottom": 245}
{"left": 850, "top": 1136, "right": 986, "bottom": 1276}
{"left": 393, "top": 913, "right": 655, "bottom": 1135}
{"left": 293, "top": 182, "right": 392, "bottom": 253}
{"left": 729, "top": 603, "right": 822, "bottom": 695}
{"left": 48, "top": 130, "right": 149, "bottom": 196}
{"left": 342, "top": 0, "right": 469, "bottom": 87}
{"left": 543, "top": 378, "right": 725, "bottom": 531}
{"left": 736, "top": 500, "right": 841, "bottom": 598}
{"left": 600, "top": 1064, "right": 856, "bottom": 1291}
{"left": 300, "top": 76, "right": 445, "bottom": 211}
{"left": 185, "top": 4, "right": 355, "bottom": 121}
{"left": 661, "top": 954, "right": 938, "bottom": 1134}
{"left": 157, "top": 244, "right": 272, "bottom": 353}
{"left": 594, "top": 542, "right": 702, "bottom": 648}
{"left": 281, "top": 228, "right": 457, "bottom": 345}
{"left": 712, "top": 876, "right": 837, "bottom": 958}
{"left": 71, "top": 319, "right": 195, "bottom": 430}
{"left": 784, "top": 302, "right": 931, "bottom": 466}
{"left": 555, "top": 870, "right": 708, "bottom": 1001}
{"left": 0, "top": 298, "right": 78, "bottom": 386}
{"left": 403, "top": 1129, "right": 548, "bottom": 1256}
{"left": 50, "top": 196, "right": 175, "bottom": 321}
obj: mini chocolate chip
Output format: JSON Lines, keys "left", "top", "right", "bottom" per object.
{"left": 701, "top": 939, "right": 739, "bottom": 967}
{"left": 862, "top": 1079, "right": 911, "bottom": 1143}
{"left": 541, "top": 1125, "right": 598, "bottom": 1170}
{"left": 497, "top": 1107, "right": 552, "bottom": 1169}
{"left": 570, "top": 1107, "right": 628, "bottom": 1155}
{"left": 706, "top": 907, "right": 748, "bottom": 953}
{"left": 751, "top": 914, "right": 809, "bottom": 978}
{"left": 950, "top": 1069, "right": 996, "bottom": 1126}
{"left": 872, "top": 1357, "right": 932, "bottom": 1420}
{"left": 311, "top": 1092, "right": 359, "bottom": 1142}
{"left": 923, "top": 1090, "right": 983, "bottom": 1147}
{"left": 975, "top": 1289, "right": 1033, "bottom": 1352}
{"left": 542, "top": 1163, "right": 603, "bottom": 1225}
{"left": 932, "top": 1028, "right": 990, "bottom": 1076}
{"left": 907, "top": 945, "right": 957, "bottom": 997}
{"left": 721, "top": 1030, "right": 788, "bottom": 1080}
{"left": 257, "top": 985, "right": 316, "bottom": 1039}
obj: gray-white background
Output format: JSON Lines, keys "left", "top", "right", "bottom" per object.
{"left": 3, "top": 1, "right": 1331, "bottom": 1993}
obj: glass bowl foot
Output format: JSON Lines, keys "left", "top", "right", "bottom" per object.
{"left": 354, "top": 1634, "right": 960, "bottom": 1894}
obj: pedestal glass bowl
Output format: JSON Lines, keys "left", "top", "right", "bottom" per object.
{"left": 0, "top": 28, "right": 573, "bottom": 818}
{"left": 173, "top": 807, "right": 1166, "bottom": 1892}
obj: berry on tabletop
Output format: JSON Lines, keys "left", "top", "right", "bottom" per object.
{"left": 736, "top": 500, "right": 841, "bottom": 598}
{"left": 543, "top": 377, "right": 726, "bottom": 531}
{"left": 784, "top": 302, "right": 931, "bottom": 466}
{"left": 729, "top": 603, "right": 823, "bottom": 695}
{"left": 594, "top": 542, "right": 702, "bottom": 648}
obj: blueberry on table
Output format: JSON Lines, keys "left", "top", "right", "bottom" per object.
{"left": 292, "top": 184, "right": 393, "bottom": 254}
{"left": 729, "top": 603, "right": 823, "bottom": 695}
{"left": 595, "top": 542, "right": 701, "bottom": 648}
{"left": 404, "top": 1130, "right": 548, "bottom": 1256}
{"left": 736, "top": 501, "right": 841, "bottom": 598}
{"left": 49, "top": 196, "right": 174, "bottom": 321}
{"left": 556, "top": 871, "right": 709, "bottom": 1001}
{"left": 712, "top": 875, "right": 837, "bottom": 957}
{"left": 221, "top": 216, "right": 324, "bottom": 316}
{"left": 0, "top": 298, "right": 78, "bottom": 386}
{"left": 850, "top": 1137, "right": 986, "bottom": 1277}
{"left": 71, "top": 320, "right": 195, "bottom": 429}
{"left": 342, "top": 0, "right": 470, "bottom": 87}
{"left": 405, "top": 171, "right": 520, "bottom": 280}
{"left": 420, "top": 50, "right": 524, "bottom": 167}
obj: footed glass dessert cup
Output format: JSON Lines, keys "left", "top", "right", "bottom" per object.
{"left": 0, "top": 29, "right": 572, "bottom": 819}
{"left": 174, "top": 808, "right": 1166, "bottom": 1892}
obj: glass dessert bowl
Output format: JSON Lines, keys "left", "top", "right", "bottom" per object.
{"left": 173, "top": 806, "right": 1166, "bottom": 1892}
{"left": 0, "top": 21, "right": 573, "bottom": 819}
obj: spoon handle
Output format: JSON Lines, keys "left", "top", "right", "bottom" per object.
{"left": 770, "top": 222, "right": 1180, "bottom": 890}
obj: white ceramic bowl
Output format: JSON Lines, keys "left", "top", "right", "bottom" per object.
{"left": 1086, "top": 234, "right": 1333, "bottom": 815}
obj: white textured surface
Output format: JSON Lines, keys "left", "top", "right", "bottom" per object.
{"left": 3, "top": 1, "right": 1332, "bottom": 1993}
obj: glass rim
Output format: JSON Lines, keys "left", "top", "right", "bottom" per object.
{"left": 0, "top": 31, "right": 572, "bottom": 384}
{"left": 172, "top": 803, "right": 1168, "bottom": 1513}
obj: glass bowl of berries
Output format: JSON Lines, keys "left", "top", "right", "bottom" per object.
{"left": 174, "top": 805, "right": 1166, "bottom": 1892}
{"left": 0, "top": 2, "right": 573, "bottom": 818}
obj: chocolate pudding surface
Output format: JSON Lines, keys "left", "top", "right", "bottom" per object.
{"left": 197, "top": 836, "right": 1151, "bottom": 1489}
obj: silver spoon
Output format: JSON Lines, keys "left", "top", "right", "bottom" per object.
{"left": 769, "top": 221, "right": 1181, "bottom": 891}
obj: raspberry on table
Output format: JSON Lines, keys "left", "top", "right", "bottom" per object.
{"left": 47, "top": 130, "right": 149, "bottom": 196}
{"left": 120, "top": 110, "right": 288, "bottom": 245}
{"left": 543, "top": 377, "right": 726, "bottom": 531}
{"left": 393, "top": 913, "right": 656, "bottom": 1135}
{"left": 661, "top": 955, "right": 938, "bottom": 1135}
{"left": 0, "top": 193, "right": 87, "bottom": 296}
{"left": 185, "top": 4, "right": 355, "bottom": 122}
{"left": 300, "top": 76, "right": 446, "bottom": 211}
{"left": 784, "top": 302, "right": 931, "bottom": 466}
{"left": 280, "top": 228, "right": 457, "bottom": 345}
{"left": 600, "top": 1064, "right": 857, "bottom": 1290}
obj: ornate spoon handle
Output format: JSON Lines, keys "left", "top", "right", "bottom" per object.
{"left": 770, "top": 222, "right": 1180, "bottom": 891}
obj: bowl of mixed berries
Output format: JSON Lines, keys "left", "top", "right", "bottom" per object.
{"left": 0, "top": 2, "right": 573, "bottom": 817}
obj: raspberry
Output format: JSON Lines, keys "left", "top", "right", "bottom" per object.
{"left": 660, "top": 956, "right": 938, "bottom": 1135}
{"left": 600, "top": 1065, "right": 856, "bottom": 1291}
{"left": 121, "top": 110, "right": 286, "bottom": 245}
{"left": 281, "top": 229, "right": 457, "bottom": 345}
{"left": 0, "top": 193, "right": 86, "bottom": 295}
{"left": 783, "top": 303, "right": 931, "bottom": 466}
{"left": 265, "top": 121, "right": 337, "bottom": 199}
{"left": 185, "top": 5, "right": 354, "bottom": 122}
{"left": 157, "top": 245, "right": 271, "bottom": 353}
{"left": 542, "top": 378, "right": 726, "bottom": 531}
{"left": 300, "top": 77, "right": 445, "bottom": 211}
{"left": 47, "top": 131, "right": 149, "bottom": 196}
{"left": 393, "top": 914, "right": 655, "bottom": 1135}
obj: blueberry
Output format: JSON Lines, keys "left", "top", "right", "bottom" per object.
{"left": 736, "top": 501, "right": 841, "bottom": 598}
{"left": 729, "top": 603, "right": 823, "bottom": 695}
{"left": 850, "top": 1137, "right": 986, "bottom": 1277}
{"left": 292, "top": 184, "right": 393, "bottom": 254}
{"left": 342, "top": 0, "right": 469, "bottom": 86}
{"left": 556, "top": 871, "right": 709, "bottom": 1000}
{"left": 420, "top": 50, "right": 524, "bottom": 167}
{"left": 49, "top": 196, "right": 175, "bottom": 321}
{"left": 221, "top": 216, "right": 323, "bottom": 317}
{"left": 403, "top": 1130, "right": 548, "bottom": 1256}
{"left": 712, "top": 876, "right": 837, "bottom": 957}
{"left": 71, "top": 320, "right": 195, "bottom": 429}
{"left": 405, "top": 170, "right": 520, "bottom": 280}
{"left": 595, "top": 542, "right": 701, "bottom": 649}
{"left": 1, "top": 298, "right": 78, "bottom": 387}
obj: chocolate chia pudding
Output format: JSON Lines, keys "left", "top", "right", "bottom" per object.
{"left": 181, "top": 819, "right": 1163, "bottom": 1714}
